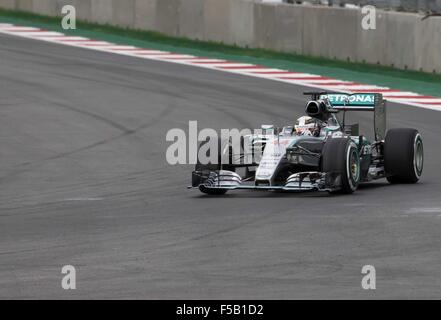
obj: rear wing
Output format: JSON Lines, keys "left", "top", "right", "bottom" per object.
{"left": 304, "top": 92, "right": 387, "bottom": 141}
{"left": 320, "top": 93, "right": 381, "bottom": 110}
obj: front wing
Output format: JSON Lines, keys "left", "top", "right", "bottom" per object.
{"left": 189, "top": 170, "right": 343, "bottom": 192}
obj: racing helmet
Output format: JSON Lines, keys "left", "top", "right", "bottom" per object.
{"left": 295, "top": 116, "right": 318, "bottom": 136}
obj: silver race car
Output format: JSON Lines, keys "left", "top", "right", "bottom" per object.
{"left": 190, "top": 92, "right": 424, "bottom": 195}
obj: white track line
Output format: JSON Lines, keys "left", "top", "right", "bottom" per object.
{"left": 0, "top": 23, "right": 439, "bottom": 111}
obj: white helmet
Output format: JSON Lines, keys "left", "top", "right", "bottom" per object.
{"left": 295, "top": 116, "right": 317, "bottom": 136}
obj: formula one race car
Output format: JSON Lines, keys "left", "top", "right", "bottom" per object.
{"left": 190, "top": 92, "right": 424, "bottom": 194}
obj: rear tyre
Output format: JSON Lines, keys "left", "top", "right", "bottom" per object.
{"left": 384, "top": 128, "right": 423, "bottom": 184}
{"left": 322, "top": 138, "right": 360, "bottom": 194}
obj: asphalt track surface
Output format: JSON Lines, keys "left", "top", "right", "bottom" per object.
{"left": 1, "top": 33, "right": 441, "bottom": 299}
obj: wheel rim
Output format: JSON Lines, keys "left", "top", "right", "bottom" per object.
{"left": 346, "top": 144, "right": 360, "bottom": 190}
{"left": 414, "top": 135, "right": 423, "bottom": 177}
{"left": 349, "top": 149, "right": 360, "bottom": 182}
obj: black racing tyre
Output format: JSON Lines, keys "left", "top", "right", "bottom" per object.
{"left": 322, "top": 138, "right": 360, "bottom": 194}
{"left": 198, "top": 185, "right": 228, "bottom": 195}
{"left": 195, "top": 137, "right": 233, "bottom": 195}
{"left": 384, "top": 128, "right": 423, "bottom": 184}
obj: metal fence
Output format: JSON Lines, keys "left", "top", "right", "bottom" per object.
{"left": 282, "top": 0, "right": 441, "bottom": 12}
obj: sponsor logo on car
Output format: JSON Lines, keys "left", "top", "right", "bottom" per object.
{"left": 321, "top": 94, "right": 376, "bottom": 106}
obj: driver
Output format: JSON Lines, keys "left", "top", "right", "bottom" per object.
{"left": 294, "top": 116, "right": 322, "bottom": 137}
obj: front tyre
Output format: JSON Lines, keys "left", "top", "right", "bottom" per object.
{"left": 198, "top": 185, "right": 228, "bottom": 195}
{"left": 194, "top": 137, "right": 232, "bottom": 195}
{"left": 322, "top": 138, "right": 360, "bottom": 194}
{"left": 384, "top": 128, "right": 423, "bottom": 184}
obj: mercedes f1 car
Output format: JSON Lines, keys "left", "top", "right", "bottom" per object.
{"left": 189, "top": 92, "right": 424, "bottom": 194}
